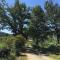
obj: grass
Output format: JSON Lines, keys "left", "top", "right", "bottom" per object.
{"left": 0, "top": 55, "right": 27, "bottom": 60}
{"left": 0, "top": 43, "right": 7, "bottom": 49}
{"left": 0, "top": 58, "right": 8, "bottom": 60}
{"left": 20, "top": 55, "right": 27, "bottom": 60}
{"left": 49, "top": 54, "right": 60, "bottom": 60}
{"left": 16, "top": 56, "right": 27, "bottom": 60}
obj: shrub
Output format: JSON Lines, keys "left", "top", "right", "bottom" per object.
{"left": 15, "top": 35, "right": 26, "bottom": 56}
{"left": 0, "top": 36, "right": 16, "bottom": 59}
{"left": 0, "top": 35, "right": 26, "bottom": 57}
{"left": 15, "top": 35, "right": 26, "bottom": 46}
{"left": 0, "top": 43, "right": 7, "bottom": 49}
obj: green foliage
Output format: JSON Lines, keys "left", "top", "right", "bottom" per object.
{"left": 0, "top": 0, "right": 31, "bottom": 36}
{"left": 5, "top": 0, "right": 30, "bottom": 35}
{"left": 15, "top": 35, "right": 26, "bottom": 54}
{"left": 16, "top": 35, "right": 26, "bottom": 43}
{"left": 29, "top": 5, "right": 46, "bottom": 47}
{"left": 0, "top": 0, "right": 60, "bottom": 56}
{"left": 45, "top": 0, "right": 60, "bottom": 44}
{"left": 0, "top": 43, "right": 7, "bottom": 49}
{"left": 0, "top": 35, "right": 26, "bottom": 59}
{"left": 45, "top": 0, "right": 60, "bottom": 23}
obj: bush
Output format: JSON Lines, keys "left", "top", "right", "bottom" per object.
{"left": 0, "top": 43, "right": 11, "bottom": 58}
{"left": 0, "top": 35, "right": 26, "bottom": 57}
{"left": 15, "top": 35, "right": 26, "bottom": 56}
{"left": 0, "top": 43, "right": 7, "bottom": 49}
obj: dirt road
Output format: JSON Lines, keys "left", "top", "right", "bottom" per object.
{"left": 16, "top": 53, "right": 55, "bottom": 60}
{"left": 26, "top": 53, "right": 54, "bottom": 60}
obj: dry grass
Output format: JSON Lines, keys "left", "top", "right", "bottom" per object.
{"left": 49, "top": 54, "right": 60, "bottom": 60}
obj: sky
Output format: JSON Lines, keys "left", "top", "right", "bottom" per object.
{"left": 1, "top": 0, "right": 60, "bottom": 34}
{"left": 6, "top": 0, "right": 60, "bottom": 9}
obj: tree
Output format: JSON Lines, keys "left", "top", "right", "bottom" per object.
{"left": 0, "top": 0, "right": 31, "bottom": 36}
{"left": 0, "top": 0, "right": 7, "bottom": 30}
{"left": 8, "top": 0, "right": 30, "bottom": 35}
{"left": 45, "top": 0, "right": 60, "bottom": 44}
{"left": 29, "top": 6, "right": 46, "bottom": 47}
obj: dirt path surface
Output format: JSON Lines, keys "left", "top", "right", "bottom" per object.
{"left": 16, "top": 53, "right": 55, "bottom": 60}
{"left": 26, "top": 53, "right": 54, "bottom": 60}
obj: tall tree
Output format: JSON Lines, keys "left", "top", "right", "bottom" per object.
{"left": 29, "top": 6, "right": 46, "bottom": 46}
{"left": 45, "top": 0, "right": 60, "bottom": 43}
{"left": 0, "top": 0, "right": 31, "bottom": 36}
{"left": 8, "top": 0, "right": 29, "bottom": 35}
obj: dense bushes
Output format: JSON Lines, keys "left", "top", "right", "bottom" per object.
{"left": 0, "top": 35, "right": 26, "bottom": 59}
